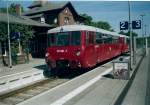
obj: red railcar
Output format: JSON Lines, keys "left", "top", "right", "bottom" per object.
{"left": 45, "top": 25, "right": 129, "bottom": 70}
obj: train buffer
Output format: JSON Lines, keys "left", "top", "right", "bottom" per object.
{"left": 15, "top": 48, "right": 149, "bottom": 105}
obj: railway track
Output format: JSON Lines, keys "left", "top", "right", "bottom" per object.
{"left": 0, "top": 78, "right": 69, "bottom": 105}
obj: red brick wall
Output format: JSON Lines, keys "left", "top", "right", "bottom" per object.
{"left": 58, "top": 7, "right": 75, "bottom": 26}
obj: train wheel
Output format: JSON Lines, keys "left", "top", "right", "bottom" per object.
{"left": 43, "top": 69, "right": 51, "bottom": 78}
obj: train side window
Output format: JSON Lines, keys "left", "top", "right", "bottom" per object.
{"left": 96, "top": 32, "right": 103, "bottom": 44}
{"left": 102, "top": 34, "right": 112, "bottom": 44}
{"left": 48, "top": 34, "right": 56, "bottom": 46}
{"left": 108, "top": 37, "right": 113, "bottom": 44}
{"left": 111, "top": 36, "right": 119, "bottom": 44}
{"left": 103, "top": 34, "right": 108, "bottom": 44}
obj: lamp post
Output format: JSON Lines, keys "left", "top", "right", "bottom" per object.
{"left": 7, "top": 2, "right": 12, "bottom": 68}
{"left": 128, "top": 1, "right": 133, "bottom": 69}
{"left": 140, "top": 14, "right": 145, "bottom": 51}
{"left": 145, "top": 25, "right": 148, "bottom": 56}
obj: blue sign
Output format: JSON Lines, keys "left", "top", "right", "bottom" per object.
{"left": 10, "top": 32, "right": 20, "bottom": 40}
{"left": 120, "top": 21, "right": 128, "bottom": 30}
{"left": 132, "top": 20, "right": 141, "bottom": 29}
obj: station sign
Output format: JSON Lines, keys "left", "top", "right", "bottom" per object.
{"left": 120, "top": 20, "right": 141, "bottom": 30}
{"left": 10, "top": 32, "right": 20, "bottom": 40}
{"left": 132, "top": 20, "right": 141, "bottom": 29}
{"left": 120, "top": 21, "right": 128, "bottom": 30}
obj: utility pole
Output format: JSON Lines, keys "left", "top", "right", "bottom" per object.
{"left": 7, "top": 2, "right": 12, "bottom": 68}
{"left": 128, "top": 1, "right": 133, "bottom": 69}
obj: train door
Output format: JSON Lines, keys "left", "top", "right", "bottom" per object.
{"left": 84, "top": 31, "right": 97, "bottom": 67}
{"left": 118, "top": 37, "right": 124, "bottom": 54}
{"left": 103, "top": 34, "right": 110, "bottom": 60}
{"left": 112, "top": 36, "right": 118, "bottom": 57}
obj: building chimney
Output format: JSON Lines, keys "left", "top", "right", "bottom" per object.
{"left": 40, "top": 0, "right": 48, "bottom": 6}
{"left": 16, "top": 4, "right": 21, "bottom": 15}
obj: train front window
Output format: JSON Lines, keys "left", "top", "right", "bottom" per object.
{"left": 57, "top": 32, "right": 70, "bottom": 46}
{"left": 71, "top": 31, "right": 81, "bottom": 45}
{"left": 48, "top": 31, "right": 81, "bottom": 47}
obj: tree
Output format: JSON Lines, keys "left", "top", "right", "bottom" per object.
{"left": 80, "top": 13, "right": 93, "bottom": 25}
{"left": 80, "top": 13, "right": 114, "bottom": 31}
{"left": 94, "top": 21, "right": 112, "bottom": 31}
{"left": 119, "top": 31, "right": 138, "bottom": 37}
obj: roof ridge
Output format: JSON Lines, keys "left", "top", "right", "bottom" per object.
{"left": 23, "top": 1, "right": 68, "bottom": 15}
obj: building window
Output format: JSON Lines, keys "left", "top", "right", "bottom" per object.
{"left": 54, "top": 18, "right": 57, "bottom": 24}
{"left": 65, "top": 9, "right": 68, "bottom": 14}
{"left": 41, "top": 17, "right": 45, "bottom": 23}
{"left": 64, "top": 17, "right": 69, "bottom": 25}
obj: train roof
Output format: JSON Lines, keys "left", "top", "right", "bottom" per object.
{"left": 48, "top": 25, "right": 129, "bottom": 38}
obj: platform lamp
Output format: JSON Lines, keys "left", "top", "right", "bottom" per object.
{"left": 145, "top": 25, "right": 148, "bottom": 56}
{"left": 128, "top": 1, "right": 133, "bottom": 70}
{"left": 140, "top": 14, "right": 145, "bottom": 53}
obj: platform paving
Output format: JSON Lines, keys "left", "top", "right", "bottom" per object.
{"left": 0, "top": 59, "right": 46, "bottom": 77}
{"left": 121, "top": 49, "right": 150, "bottom": 105}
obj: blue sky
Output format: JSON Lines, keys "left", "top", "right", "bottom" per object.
{"left": 0, "top": 0, "right": 150, "bottom": 36}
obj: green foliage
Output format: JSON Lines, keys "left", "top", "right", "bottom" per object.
{"left": 81, "top": 13, "right": 93, "bottom": 25}
{"left": 119, "top": 31, "right": 138, "bottom": 37}
{"left": 93, "top": 21, "right": 112, "bottom": 31}
{"left": 0, "top": 3, "right": 33, "bottom": 61}
{"left": 0, "top": 22, "right": 7, "bottom": 41}
{"left": 80, "top": 13, "right": 113, "bottom": 31}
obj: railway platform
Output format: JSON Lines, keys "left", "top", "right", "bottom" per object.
{"left": 121, "top": 49, "right": 150, "bottom": 105}
{"left": 0, "top": 59, "right": 45, "bottom": 77}
{"left": 0, "top": 59, "right": 47, "bottom": 96}
{"left": 16, "top": 49, "right": 147, "bottom": 105}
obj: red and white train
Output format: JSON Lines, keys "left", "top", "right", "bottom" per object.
{"left": 45, "top": 25, "right": 129, "bottom": 70}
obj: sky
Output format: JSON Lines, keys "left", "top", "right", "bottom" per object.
{"left": 0, "top": 0, "right": 150, "bottom": 36}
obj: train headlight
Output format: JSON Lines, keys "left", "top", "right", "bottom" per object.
{"left": 45, "top": 52, "right": 49, "bottom": 57}
{"left": 76, "top": 51, "right": 81, "bottom": 56}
